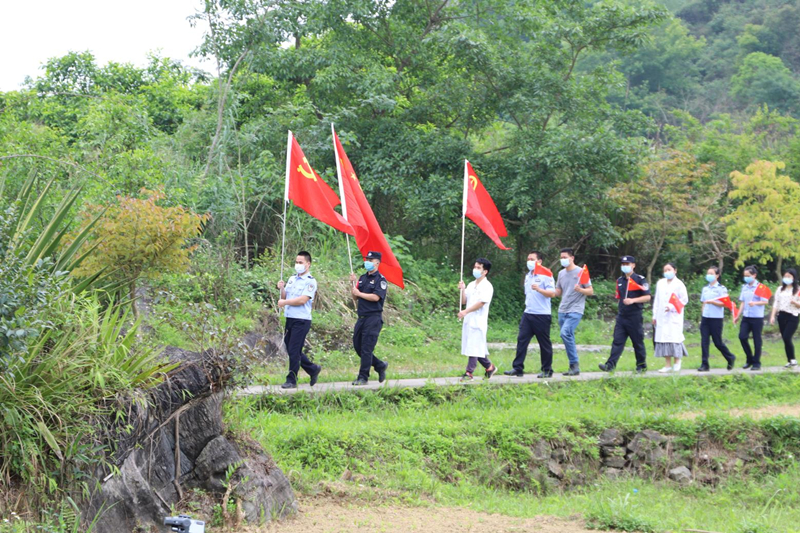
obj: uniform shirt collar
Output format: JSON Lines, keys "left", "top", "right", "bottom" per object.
{"left": 296, "top": 271, "right": 311, "bottom": 279}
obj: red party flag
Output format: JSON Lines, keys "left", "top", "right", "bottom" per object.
{"left": 463, "top": 161, "right": 510, "bottom": 250}
{"left": 578, "top": 265, "right": 591, "bottom": 285}
{"left": 285, "top": 132, "right": 354, "bottom": 235}
{"left": 534, "top": 263, "right": 553, "bottom": 278}
{"left": 332, "top": 126, "right": 405, "bottom": 288}
{"left": 668, "top": 293, "right": 685, "bottom": 314}
{"left": 754, "top": 283, "right": 773, "bottom": 300}
{"left": 713, "top": 295, "right": 740, "bottom": 321}
{"left": 627, "top": 277, "right": 645, "bottom": 292}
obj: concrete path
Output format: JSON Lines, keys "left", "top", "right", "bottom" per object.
{"left": 487, "top": 342, "right": 630, "bottom": 353}
{"left": 241, "top": 365, "right": 799, "bottom": 397}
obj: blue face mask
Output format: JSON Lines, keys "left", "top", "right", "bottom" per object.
{"left": 706, "top": 274, "right": 717, "bottom": 283}
{"left": 621, "top": 265, "right": 632, "bottom": 274}
{"left": 560, "top": 258, "right": 570, "bottom": 267}
{"left": 473, "top": 268, "right": 483, "bottom": 279}
{"left": 364, "top": 261, "right": 375, "bottom": 271}
{"left": 744, "top": 276, "right": 754, "bottom": 284}
{"left": 526, "top": 260, "right": 537, "bottom": 271}
{"left": 784, "top": 277, "right": 793, "bottom": 285}
{"left": 664, "top": 271, "right": 675, "bottom": 280}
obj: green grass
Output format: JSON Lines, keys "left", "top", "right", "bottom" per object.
{"left": 226, "top": 375, "right": 800, "bottom": 532}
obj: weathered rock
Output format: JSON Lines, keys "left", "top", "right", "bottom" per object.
{"left": 669, "top": 466, "right": 693, "bottom": 484}
{"left": 531, "top": 439, "right": 551, "bottom": 462}
{"left": 601, "top": 445, "right": 626, "bottom": 458}
{"left": 550, "top": 447, "right": 568, "bottom": 462}
{"left": 627, "top": 430, "right": 667, "bottom": 453}
{"left": 602, "top": 456, "right": 627, "bottom": 469}
{"left": 598, "top": 429, "right": 625, "bottom": 447}
{"left": 627, "top": 430, "right": 668, "bottom": 468}
{"left": 547, "top": 459, "right": 564, "bottom": 480}
{"left": 603, "top": 467, "right": 624, "bottom": 479}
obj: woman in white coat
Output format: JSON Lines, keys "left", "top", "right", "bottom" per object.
{"left": 652, "top": 263, "right": 690, "bottom": 372}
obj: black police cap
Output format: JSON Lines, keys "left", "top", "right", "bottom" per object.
{"left": 366, "top": 251, "right": 382, "bottom": 260}
{"left": 620, "top": 255, "right": 636, "bottom": 263}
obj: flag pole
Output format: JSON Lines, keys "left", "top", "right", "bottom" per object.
{"left": 281, "top": 131, "right": 291, "bottom": 283}
{"left": 460, "top": 159, "right": 468, "bottom": 312}
{"left": 332, "top": 123, "right": 355, "bottom": 284}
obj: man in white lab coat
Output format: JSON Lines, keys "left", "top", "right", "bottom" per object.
{"left": 457, "top": 257, "right": 498, "bottom": 380}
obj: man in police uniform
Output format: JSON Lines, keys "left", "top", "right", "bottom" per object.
{"left": 277, "top": 251, "right": 322, "bottom": 389}
{"left": 349, "top": 251, "right": 389, "bottom": 386}
{"left": 599, "top": 255, "right": 651, "bottom": 373}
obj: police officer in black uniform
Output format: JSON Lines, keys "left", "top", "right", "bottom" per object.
{"left": 599, "top": 256, "right": 651, "bottom": 373}
{"left": 349, "top": 251, "right": 389, "bottom": 386}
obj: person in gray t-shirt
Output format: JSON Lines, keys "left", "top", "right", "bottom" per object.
{"left": 554, "top": 248, "right": 593, "bottom": 376}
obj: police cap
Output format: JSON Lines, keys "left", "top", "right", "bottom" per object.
{"left": 366, "top": 251, "right": 382, "bottom": 261}
{"left": 620, "top": 255, "right": 636, "bottom": 263}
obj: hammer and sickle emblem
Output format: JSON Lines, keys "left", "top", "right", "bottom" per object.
{"left": 469, "top": 174, "right": 478, "bottom": 191}
{"left": 297, "top": 157, "right": 317, "bottom": 182}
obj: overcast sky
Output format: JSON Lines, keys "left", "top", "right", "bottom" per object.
{"left": 0, "top": 0, "right": 212, "bottom": 91}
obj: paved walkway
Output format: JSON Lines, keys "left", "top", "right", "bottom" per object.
{"left": 241, "top": 365, "right": 799, "bottom": 396}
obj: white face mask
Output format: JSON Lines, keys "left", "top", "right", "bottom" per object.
{"left": 294, "top": 263, "right": 306, "bottom": 274}
{"left": 560, "top": 258, "right": 570, "bottom": 267}
{"left": 526, "top": 260, "right": 537, "bottom": 271}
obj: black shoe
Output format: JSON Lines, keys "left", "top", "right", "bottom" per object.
{"left": 742, "top": 364, "right": 752, "bottom": 370}
{"left": 598, "top": 363, "right": 614, "bottom": 372}
{"left": 310, "top": 366, "right": 322, "bottom": 387}
{"left": 280, "top": 381, "right": 297, "bottom": 389}
{"left": 352, "top": 378, "right": 368, "bottom": 386}
{"left": 562, "top": 364, "right": 580, "bottom": 376}
{"left": 537, "top": 370, "right": 554, "bottom": 378}
{"left": 378, "top": 363, "right": 388, "bottom": 383}
{"left": 726, "top": 356, "right": 736, "bottom": 371}
{"left": 697, "top": 366, "right": 710, "bottom": 372}
{"left": 485, "top": 365, "right": 497, "bottom": 379}
{"left": 750, "top": 366, "right": 761, "bottom": 371}
{"left": 635, "top": 367, "right": 648, "bottom": 374}
{"left": 504, "top": 370, "right": 523, "bottom": 377}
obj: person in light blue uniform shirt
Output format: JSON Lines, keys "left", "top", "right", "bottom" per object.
{"left": 698, "top": 266, "right": 736, "bottom": 371}
{"left": 735, "top": 265, "right": 768, "bottom": 369}
{"left": 277, "top": 251, "right": 322, "bottom": 389}
{"left": 505, "top": 250, "right": 556, "bottom": 378}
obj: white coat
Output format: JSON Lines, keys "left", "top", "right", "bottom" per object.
{"left": 461, "top": 278, "right": 493, "bottom": 357}
{"left": 653, "top": 277, "right": 689, "bottom": 344}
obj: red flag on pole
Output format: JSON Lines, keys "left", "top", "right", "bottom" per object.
{"left": 534, "top": 263, "right": 553, "bottom": 278}
{"left": 286, "top": 132, "right": 354, "bottom": 236}
{"left": 463, "top": 161, "right": 510, "bottom": 250}
{"left": 578, "top": 265, "right": 591, "bottom": 285}
{"left": 332, "top": 127, "right": 405, "bottom": 288}
{"left": 713, "top": 295, "right": 740, "bottom": 321}
{"left": 754, "top": 283, "right": 773, "bottom": 300}
{"left": 627, "top": 278, "right": 645, "bottom": 292}
{"left": 668, "top": 293, "right": 685, "bottom": 314}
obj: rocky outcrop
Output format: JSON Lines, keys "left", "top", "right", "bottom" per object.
{"left": 84, "top": 347, "right": 296, "bottom": 532}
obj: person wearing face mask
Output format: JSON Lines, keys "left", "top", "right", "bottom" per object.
{"left": 505, "top": 251, "right": 556, "bottom": 378}
{"left": 769, "top": 268, "right": 800, "bottom": 369}
{"left": 599, "top": 256, "right": 651, "bottom": 373}
{"left": 349, "top": 251, "right": 390, "bottom": 386}
{"left": 457, "top": 258, "right": 497, "bottom": 380}
{"left": 652, "top": 263, "right": 689, "bottom": 373}
{"left": 554, "top": 248, "right": 594, "bottom": 376}
{"left": 734, "top": 266, "right": 767, "bottom": 370}
{"left": 698, "top": 266, "right": 736, "bottom": 372}
{"left": 277, "top": 251, "right": 322, "bottom": 389}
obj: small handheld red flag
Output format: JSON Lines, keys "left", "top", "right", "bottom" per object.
{"left": 463, "top": 161, "right": 510, "bottom": 250}
{"left": 754, "top": 283, "right": 773, "bottom": 300}
{"left": 534, "top": 263, "right": 553, "bottom": 278}
{"left": 627, "top": 278, "right": 645, "bottom": 292}
{"left": 668, "top": 293, "right": 685, "bottom": 314}
{"left": 714, "top": 295, "right": 740, "bottom": 321}
{"left": 578, "top": 265, "right": 591, "bottom": 285}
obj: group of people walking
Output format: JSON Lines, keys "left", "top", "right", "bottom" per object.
{"left": 275, "top": 249, "right": 800, "bottom": 389}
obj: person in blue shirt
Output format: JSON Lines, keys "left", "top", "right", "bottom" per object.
{"left": 698, "top": 266, "right": 736, "bottom": 372}
{"left": 505, "top": 251, "right": 556, "bottom": 378}
{"left": 277, "top": 251, "right": 322, "bottom": 389}
{"left": 734, "top": 265, "right": 768, "bottom": 370}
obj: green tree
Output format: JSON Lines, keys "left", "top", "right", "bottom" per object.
{"left": 725, "top": 160, "right": 800, "bottom": 278}
{"left": 730, "top": 52, "right": 800, "bottom": 114}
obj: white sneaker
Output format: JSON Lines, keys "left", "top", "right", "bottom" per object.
{"left": 785, "top": 360, "right": 798, "bottom": 368}
{"left": 673, "top": 361, "right": 682, "bottom": 372}
{"left": 658, "top": 366, "right": 672, "bottom": 373}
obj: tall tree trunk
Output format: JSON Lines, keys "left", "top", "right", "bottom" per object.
{"left": 646, "top": 233, "right": 666, "bottom": 285}
{"left": 129, "top": 280, "right": 139, "bottom": 320}
{"left": 776, "top": 256, "right": 783, "bottom": 281}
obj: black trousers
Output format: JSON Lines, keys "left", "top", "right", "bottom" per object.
{"left": 778, "top": 312, "right": 800, "bottom": 362}
{"left": 512, "top": 313, "right": 552, "bottom": 373}
{"left": 284, "top": 318, "right": 319, "bottom": 384}
{"left": 354, "top": 314, "right": 387, "bottom": 381}
{"left": 700, "top": 317, "right": 735, "bottom": 366}
{"left": 606, "top": 313, "right": 647, "bottom": 370}
{"left": 738, "top": 317, "right": 764, "bottom": 366}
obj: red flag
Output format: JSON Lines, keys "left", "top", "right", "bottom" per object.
{"left": 754, "top": 283, "right": 773, "bottom": 300}
{"left": 627, "top": 278, "right": 645, "bottom": 292}
{"left": 578, "top": 265, "right": 591, "bottom": 285}
{"left": 668, "top": 293, "right": 685, "bottom": 314}
{"left": 534, "top": 263, "right": 553, "bottom": 278}
{"left": 332, "top": 127, "right": 405, "bottom": 288}
{"left": 286, "top": 132, "right": 354, "bottom": 235}
{"left": 713, "top": 295, "right": 740, "bottom": 321}
{"left": 463, "top": 161, "right": 510, "bottom": 250}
